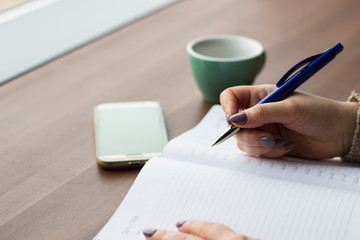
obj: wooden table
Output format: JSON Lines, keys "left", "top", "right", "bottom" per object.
{"left": 1, "top": 0, "right": 360, "bottom": 239}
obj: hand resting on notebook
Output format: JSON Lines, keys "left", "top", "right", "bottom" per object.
{"left": 220, "top": 84, "right": 358, "bottom": 159}
{"left": 143, "top": 220, "right": 258, "bottom": 240}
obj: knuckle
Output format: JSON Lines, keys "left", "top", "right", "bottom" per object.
{"left": 234, "top": 130, "right": 256, "bottom": 146}
{"left": 236, "top": 141, "right": 259, "bottom": 156}
{"left": 236, "top": 139, "right": 247, "bottom": 151}
{"left": 252, "top": 104, "right": 268, "bottom": 119}
{"left": 220, "top": 87, "right": 234, "bottom": 100}
{"left": 197, "top": 224, "right": 213, "bottom": 237}
{"left": 220, "top": 88, "right": 239, "bottom": 104}
{"left": 192, "top": 221, "right": 219, "bottom": 238}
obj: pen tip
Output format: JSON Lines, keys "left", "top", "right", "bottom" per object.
{"left": 210, "top": 140, "right": 219, "bottom": 147}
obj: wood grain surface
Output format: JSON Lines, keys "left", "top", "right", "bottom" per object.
{"left": 1, "top": 0, "right": 360, "bottom": 239}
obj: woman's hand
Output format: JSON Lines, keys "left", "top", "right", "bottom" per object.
{"left": 143, "top": 220, "right": 257, "bottom": 240}
{"left": 220, "top": 85, "right": 358, "bottom": 159}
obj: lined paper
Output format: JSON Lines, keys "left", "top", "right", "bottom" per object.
{"left": 94, "top": 105, "right": 360, "bottom": 240}
{"left": 163, "top": 105, "right": 360, "bottom": 191}
{"left": 95, "top": 158, "right": 360, "bottom": 240}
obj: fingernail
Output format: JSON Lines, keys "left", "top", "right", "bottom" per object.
{"left": 176, "top": 220, "right": 187, "bottom": 228}
{"left": 284, "top": 141, "right": 296, "bottom": 150}
{"left": 260, "top": 136, "right": 275, "bottom": 146}
{"left": 226, "top": 113, "right": 230, "bottom": 124}
{"left": 230, "top": 112, "right": 248, "bottom": 125}
{"left": 143, "top": 228, "right": 157, "bottom": 238}
{"left": 273, "top": 139, "right": 285, "bottom": 148}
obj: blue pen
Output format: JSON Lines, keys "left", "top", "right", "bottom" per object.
{"left": 211, "top": 43, "right": 344, "bottom": 146}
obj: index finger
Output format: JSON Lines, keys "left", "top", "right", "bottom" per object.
{"left": 143, "top": 228, "right": 203, "bottom": 240}
{"left": 219, "top": 85, "right": 276, "bottom": 116}
{"left": 178, "top": 220, "right": 257, "bottom": 240}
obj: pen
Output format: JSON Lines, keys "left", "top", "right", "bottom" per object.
{"left": 211, "top": 42, "right": 344, "bottom": 146}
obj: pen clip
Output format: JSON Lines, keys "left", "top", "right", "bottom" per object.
{"left": 276, "top": 52, "right": 324, "bottom": 87}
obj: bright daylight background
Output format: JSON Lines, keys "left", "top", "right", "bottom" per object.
{"left": 0, "top": 0, "right": 177, "bottom": 84}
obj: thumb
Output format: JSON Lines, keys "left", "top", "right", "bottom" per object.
{"left": 229, "top": 102, "right": 292, "bottom": 128}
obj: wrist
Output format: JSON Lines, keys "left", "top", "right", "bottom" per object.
{"left": 343, "top": 91, "right": 360, "bottom": 162}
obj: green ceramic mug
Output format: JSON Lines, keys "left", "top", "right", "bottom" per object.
{"left": 186, "top": 35, "right": 265, "bottom": 103}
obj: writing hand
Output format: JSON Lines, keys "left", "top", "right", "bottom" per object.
{"left": 220, "top": 85, "right": 358, "bottom": 159}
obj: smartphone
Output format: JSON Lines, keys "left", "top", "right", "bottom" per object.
{"left": 93, "top": 101, "right": 168, "bottom": 169}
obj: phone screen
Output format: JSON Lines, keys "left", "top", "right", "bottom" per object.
{"left": 94, "top": 101, "right": 168, "bottom": 166}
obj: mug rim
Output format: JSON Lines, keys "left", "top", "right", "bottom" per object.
{"left": 186, "top": 35, "right": 264, "bottom": 62}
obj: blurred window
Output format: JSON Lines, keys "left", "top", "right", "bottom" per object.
{"left": 0, "top": 0, "right": 176, "bottom": 84}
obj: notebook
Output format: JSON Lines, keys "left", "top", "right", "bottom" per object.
{"left": 94, "top": 105, "right": 360, "bottom": 240}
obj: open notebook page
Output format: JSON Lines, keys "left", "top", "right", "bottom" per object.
{"left": 163, "top": 105, "right": 360, "bottom": 192}
{"left": 95, "top": 105, "right": 360, "bottom": 240}
{"left": 94, "top": 157, "right": 360, "bottom": 240}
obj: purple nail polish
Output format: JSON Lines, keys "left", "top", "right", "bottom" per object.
{"left": 230, "top": 112, "right": 248, "bottom": 125}
{"left": 260, "top": 136, "right": 275, "bottom": 146}
{"left": 284, "top": 141, "right": 296, "bottom": 150}
{"left": 273, "top": 139, "right": 285, "bottom": 148}
{"left": 226, "top": 113, "right": 230, "bottom": 125}
{"left": 143, "top": 228, "right": 157, "bottom": 238}
{"left": 176, "top": 220, "right": 187, "bottom": 228}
